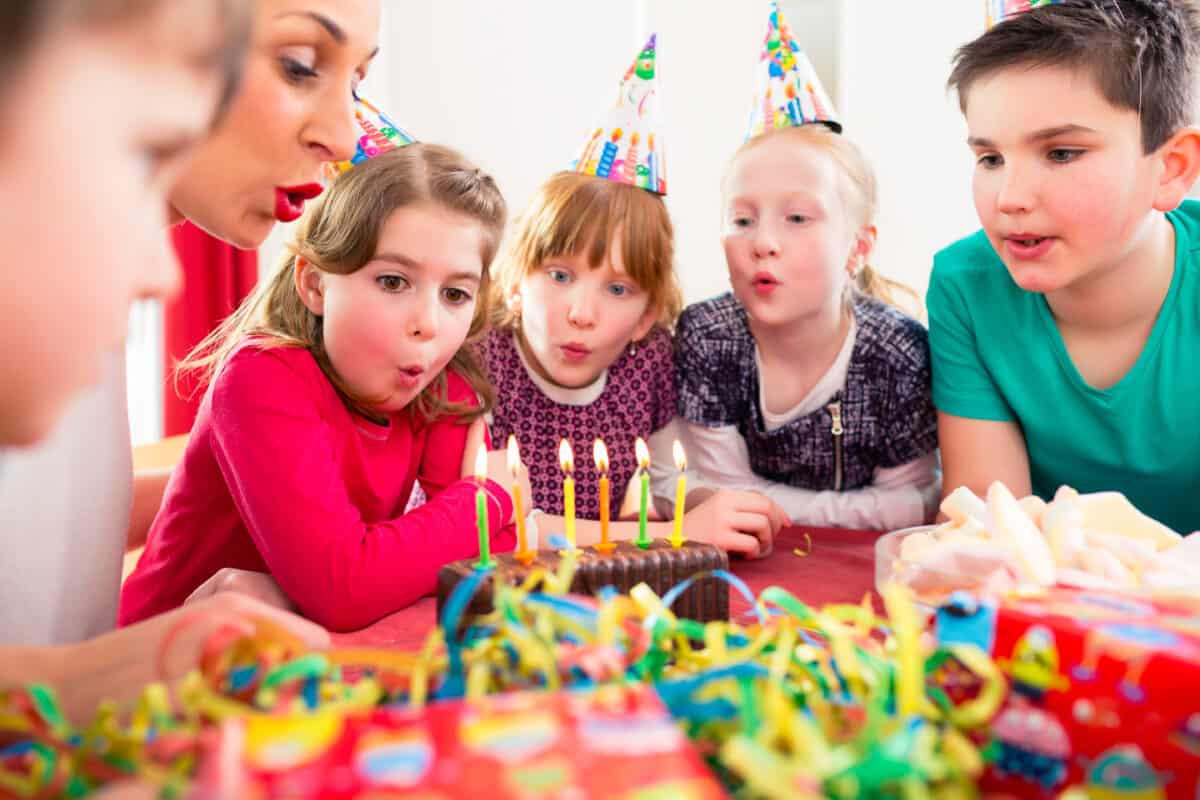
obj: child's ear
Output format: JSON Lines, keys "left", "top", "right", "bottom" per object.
{"left": 294, "top": 257, "right": 325, "bottom": 315}
{"left": 1153, "top": 126, "right": 1200, "bottom": 212}
{"left": 844, "top": 225, "right": 878, "bottom": 277}
{"left": 508, "top": 291, "right": 523, "bottom": 317}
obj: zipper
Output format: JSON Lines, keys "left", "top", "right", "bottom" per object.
{"left": 828, "top": 401, "right": 844, "bottom": 491}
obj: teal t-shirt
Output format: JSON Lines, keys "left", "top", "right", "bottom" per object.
{"left": 927, "top": 200, "right": 1200, "bottom": 534}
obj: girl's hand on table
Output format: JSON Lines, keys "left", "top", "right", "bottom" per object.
{"left": 684, "top": 488, "right": 790, "bottom": 558}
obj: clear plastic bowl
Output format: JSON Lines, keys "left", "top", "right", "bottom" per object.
{"left": 874, "top": 525, "right": 935, "bottom": 596}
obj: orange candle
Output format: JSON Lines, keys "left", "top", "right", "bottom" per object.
{"left": 594, "top": 439, "right": 615, "bottom": 553}
{"left": 508, "top": 435, "right": 534, "bottom": 565}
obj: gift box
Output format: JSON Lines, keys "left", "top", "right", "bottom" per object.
{"left": 935, "top": 587, "right": 1200, "bottom": 799}
{"left": 197, "top": 683, "right": 726, "bottom": 799}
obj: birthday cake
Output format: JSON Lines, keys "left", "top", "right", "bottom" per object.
{"left": 437, "top": 540, "right": 730, "bottom": 623}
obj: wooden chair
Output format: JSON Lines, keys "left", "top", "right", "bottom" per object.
{"left": 132, "top": 433, "right": 188, "bottom": 472}
{"left": 123, "top": 434, "right": 188, "bottom": 580}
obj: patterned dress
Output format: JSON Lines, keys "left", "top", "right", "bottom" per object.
{"left": 675, "top": 293, "right": 937, "bottom": 492}
{"left": 478, "top": 326, "right": 676, "bottom": 518}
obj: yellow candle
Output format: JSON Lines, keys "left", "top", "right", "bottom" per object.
{"left": 671, "top": 439, "right": 687, "bottom": 548}
{"left": 559, "top": 439, "right": 576, "bottom": 550}
{"left": 594, "top": 439, "right": 615, "bottom": 553}
{"left": 508, "top": 435, "right": 534, "bottom": 565}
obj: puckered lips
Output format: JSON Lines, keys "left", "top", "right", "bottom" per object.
{"left": 274, "top": 183, "right": 325, "bottom": 222}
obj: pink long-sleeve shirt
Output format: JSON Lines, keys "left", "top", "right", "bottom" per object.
{"left": 119, "top": 344, "right": 513, "bottom": 631}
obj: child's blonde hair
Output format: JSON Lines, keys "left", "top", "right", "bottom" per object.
{"left": 491, "top": 171, "right": 682, "bottom": 330}
{"left": 730, "top": 125, "right": 918, "bottom": 314}
{"left": 180, "top": 144, "right": 507, "bottom": 421}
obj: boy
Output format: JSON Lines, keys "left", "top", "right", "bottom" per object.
{"left": 929, "top": 0, "right": 1200, "bottom": 533}
{"left": 0, "top": 0, "right": 328, "bottom": 723}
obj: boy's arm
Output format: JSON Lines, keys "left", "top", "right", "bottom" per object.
{"left": 0, "top": 593, "right": 327, "bottom": 725}
{"left": 937, "top": 412, "right": 1031, "bottom": 508}
{"left": 927, "top": 259, "right": 1031, "bottom": 507}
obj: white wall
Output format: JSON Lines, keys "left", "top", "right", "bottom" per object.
{"left": 261, "top": 1, "right": 988, "bottom": 306}
{"left": 836, "top": 2, "right": 985, "bottom": 300}
{"left": 362, "top": 1, "right": 766, "bottom": 304}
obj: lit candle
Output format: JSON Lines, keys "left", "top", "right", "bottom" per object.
{"left": 559, "top": 439, "right": 576, "bottom": 550}
{"left": 473, "top": 444, "right": 492, "bottom": 570}
{"left": 594, "top": 439, "right": 615, "bottom": 553}
{"left": 508, "top": 435, "right": 534, "bottom": 566}
{"left": 635, "top": 437, "right": 651, "bottom": 549}
{"left": 671, "top": 440, "right": 687, "bottom": 548}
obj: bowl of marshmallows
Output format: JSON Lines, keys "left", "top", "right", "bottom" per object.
{"left": 876, "top": 482, "right": 1200, "bottom": 606}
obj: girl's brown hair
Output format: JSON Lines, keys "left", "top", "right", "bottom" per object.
{"left": 731, "top": 125, "right": 919, "bottom": 315}
{"left": 180, "top": 143, "right": 507, "bottom": 422}
{"left": 491, "top": 171, "right": 682, "bottom": 331}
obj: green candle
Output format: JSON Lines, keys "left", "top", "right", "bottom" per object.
{"left": 473, "top": 445, "right": 492, "bottom": 569}
{"left": 635, "top": 437, "right": 651, "bottom": 549}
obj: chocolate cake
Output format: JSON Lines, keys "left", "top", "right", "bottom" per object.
{"left": 436, "top": 540, "right": 729, "bottom": 623}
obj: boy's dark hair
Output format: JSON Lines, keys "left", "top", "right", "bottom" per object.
{"left": 2, "top": 1, "right": 250, "bottom": 123}
{"left": 77, "top": 0, "right": 252, "bottom": 122}
{"left": 0, "top": 2, "right": 46, "bottom": 79}
{"left": 949, "top": 0, "right": 1200, "bottom": 153}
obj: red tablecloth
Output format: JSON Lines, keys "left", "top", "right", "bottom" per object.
{"left": 333, "top": 526, "right": 883, "bottom": 649}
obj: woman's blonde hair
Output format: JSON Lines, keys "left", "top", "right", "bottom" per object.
{"left": 179, "top": 143, "right": 507, "bottom": 422}
{"left": 490, "top": 171, "right": 682, "bottom": 331}
{"left": 730, "top": 125, "right": 919, "bottom": 314}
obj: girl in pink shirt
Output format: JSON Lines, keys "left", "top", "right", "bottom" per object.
{"left": 120, "top": 144, "right": 517, "bottom": 631}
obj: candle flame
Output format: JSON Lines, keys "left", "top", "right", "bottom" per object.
{"left": 673, "top": 439, "right": 687, "bottom": 471}
{"left": 474, "top": 443, "right": 488, "bottom": 483}
{"left": 635, "top": 437, "right": 650, "bottom": 469}
{"left": 506, "top": 435, "right": 521, "bottom": 477}
{"left": 593, "top": 439, "right": 609, "bottom": 473}
{"left": 558, "top": 439, "right": 574, "bottom": 473}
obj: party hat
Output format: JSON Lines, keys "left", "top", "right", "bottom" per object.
{"left": 324, "top": 95, "right": 416, "bottom": 182}
{"left": 746, "top": 1, "right": 841, "bottom": 139}
{"left": 986, "top": 0, "right": 1063, "bottom": 28}
{"left": 570, "top": 34, "right": 667, "bottom": 195}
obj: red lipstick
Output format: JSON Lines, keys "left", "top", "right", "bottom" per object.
{"left": 274, "top": 183, "right": 324, "bottom": 222}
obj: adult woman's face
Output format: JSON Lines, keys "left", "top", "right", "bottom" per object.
{"left": 168, "top": 0, "right": 381, "bottom": 249}
{"left": 0, "top": 3, "right": 224, "bottom": 445}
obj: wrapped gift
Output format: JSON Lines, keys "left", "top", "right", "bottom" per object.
{"left": 196, "top": 683, "right": 726, "bottom": 799}
{"left": 936, "top": 587, "right": 1200, "bottom": 799}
